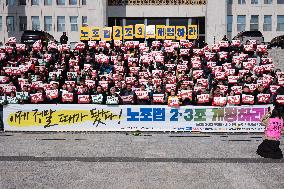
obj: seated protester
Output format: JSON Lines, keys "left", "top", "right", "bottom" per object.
{"left": 66, "top": 73, "right": 76, "bottom": 82}
{"left": 152, "top": 85, "right": 167, "bottom": 105}
{"left": 60, "top": 85, "right": 75, "bottom": 104}
{"left": 226, "top": 90, "right": 240, "bottom": 106}
{"left": 167, "top": 89, "right": 181, "bottom": 107}
{"left": 121, "top": 84, "right": 137, "bottom": 105}
{"left": 92, "top": 85, "right": 107, "bottom": 104}
{"left": 46, "top": 83, "right": 60, "bottom": 104}
{"left": 115, "top": 81, "right": 124, "bottom": 95}
{"left": 48, "top": 74, "right": 58, "bottom": 83}
{"left": 253, "top": 84, "right": 271, "bottom": 105}
{"left": 178, "top": 84, "right": 193, "bottom": 106}
{"left": 243, "top": 75, "right": 254, "bottom": 84}
{"left": 146, "top": 77, "right": 155, "bottom": 93}
{"left": 241, "top": 86, "right": 255, "bottom": 105}
{"left": 133, "top": 80, "right": 140, "bottom": 91}
{"left": 106, "top": 87, "right": 123, "bottom": 105}
{"left": 136, "top": 84, "right": 151, "bottom": 105}
{"left": 30, "top": 88, "right": 47, "bottom": 104}
{"left": 99, "top": 62, "right": 113, "bottom": 75}
{"left": 210, "top": 86, "right": 225, "bottom": 104}
{"left": 273, "top": 85, "right": 284, "bottom": 108}
{"left": 18, "top": 85, "right": 30, "bottom": 104}
{"left": 161, "top": 77, "right": 168, "bottom": 87}
{"left": 6, "top": 91, "right": 18, "bottom": 104}
{"left": 81, "top": 85, "right": 91, "bottom": 95}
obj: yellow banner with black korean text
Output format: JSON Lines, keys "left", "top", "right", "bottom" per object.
{"left": 79, "top": 25, "right": 198, "bottom": 41}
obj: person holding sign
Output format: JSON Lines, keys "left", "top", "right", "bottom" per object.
{"left": 257, "top": 106, "right": 284, "bottom": 159}
{"left": 121, "top": 84, "right": 137, "bottom": 105}
{"left": 106, "top": 87, "right": 122, "bottom": 105}
{"left": 241, "top": 86, "right": 255, "bottom": 105}
{"left": 152, "top": 85, "right": 167, "bottom": 105}
{"left": 135, "top": 85, "right": 151, "bottom": 105}
{"left": 253, "top": 84, "right": 271, "bottom": 105}
{"left": 93, "top": 85, "right": 107, "bottom": 104}
{"left": 167, "top": 89, "right": 181, "bottom": 107}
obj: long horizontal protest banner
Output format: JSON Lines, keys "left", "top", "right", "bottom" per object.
{"left": 3, "top": 104, "right": 270, "bottom": 132}
{"left": 80, "top": 25, "right": 198, "bottom": 41}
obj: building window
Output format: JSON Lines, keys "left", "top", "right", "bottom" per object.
{"left": 250, "top": 15, "right": 259, "bottom": 31}
{"left": 32, "top": 16, "right": 40, "bottom": 30}
{"left": 57, "top": 0, "right": 65, "bottom": 5}
{"left": 44, "top": 0, "right": 52, "bottom": 5}
{"left": 31, "top": 0, "right": 39, "bottom": 5}
{"left": 227, "top": 15, "right": 233, "bottom": 32}
{"left": 44, "top": 16, "right": 52, "bottom": 31}
{"left": 277, "top": 0, "right": 284, "bottom": 4}
{"left": 263, "top": 15, "right": 272, "bottom": 31}
{"left": 70, "top": 16, "right": 78, "bottom": 31}
{"left": 277, "top": 15, "right": 284, "bottom": 31}
{"left": 264, "top": 0, "right": 273, "bottom": 4}
{"left": 82, "top": 0, "right": 87, "bottom": 5}
{"left": 6, "top": 0, "right": 16, "bottom": 6}
{"left": 19, "top": 0, "right": 26, "bottom": 5}
{"left": 227, "top": 0, "right": 233, "bottom": 4}
{"left": 0, "top": 16, "right": 2, "bottom": 31}
{"left": 69, "top": 0, "right": 77, "bottom": 5}
{"left": 6, "top": 16, "right": 15, "bottom": 32}
{"left": 82, "top": 16, "right": 88, "bottom": 26}
{"left": 238, "top": 0, "right": 246, "bottom": 4}
{"left": 251, "top": 0, "right": 258, "bottom": 4}
{"left": 57, "top": 16, "right": 65, "bottom": 32}
{"left": 237, "top": 15, "right": 246, "bottom": 32}
{"left": 19, "top": 16, "right": 27, "bottom": 31}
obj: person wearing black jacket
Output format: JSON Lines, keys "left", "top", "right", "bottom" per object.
{"left": 60, "top": 32, "right": 68, "bottom": 45}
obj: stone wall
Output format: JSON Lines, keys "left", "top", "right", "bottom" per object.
{"left": 268, "top": 49, "right": 284, "bottom": 70}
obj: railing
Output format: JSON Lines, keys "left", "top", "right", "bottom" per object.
{"left": 108, "top": 0, "right": 207, "bottom": 6}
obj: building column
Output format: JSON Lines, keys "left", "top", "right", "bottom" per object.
{"left": 123, "top": 18, "right": 126, "bottom": 42}
{"left": 166, "top": 18, "right": 169, "bottom": 26}
{"left": 188, "top": 18, "right": 193, "bottom": 25}
{"left": 205, "top": 0, "right": 227, "bottom": 45}
{"left": 144, "top": 18, "right": 147, "bottom": 43}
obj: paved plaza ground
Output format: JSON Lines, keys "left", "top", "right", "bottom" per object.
{"left": 0, "top": 132, "right": 283, "bottom": 189}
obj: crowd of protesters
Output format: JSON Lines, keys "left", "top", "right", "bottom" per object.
{"left": 0, "top": 36, "right": 284, "bottom": 106}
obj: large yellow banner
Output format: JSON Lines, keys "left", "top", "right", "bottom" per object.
{"left": 81, "top": 25, "right": 198, "bottom": 40}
